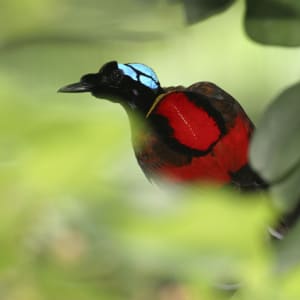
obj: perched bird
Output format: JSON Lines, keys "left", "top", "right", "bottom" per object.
{"left": 58, "top": 61, "right": 267, "bottom": 191}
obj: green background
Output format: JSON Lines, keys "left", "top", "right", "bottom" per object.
{"left": 1, "top": 0, "right": 300, "bottom": 299}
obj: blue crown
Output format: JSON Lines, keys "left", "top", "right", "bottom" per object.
{"left": 118, "top": 63, "right": 160, "bottom": 90}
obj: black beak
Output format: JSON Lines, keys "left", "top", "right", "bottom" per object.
{"left": 58, "top": 81, "right": 93, "bottom": 93}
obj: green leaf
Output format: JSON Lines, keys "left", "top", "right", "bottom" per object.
{"left": 182, "top": 0, "right": 235, "bottom": 24}
{"left": 245, "top": 0, "right": 300, "bottom": 46}
{"left": 276, "top": 217, "right": 300, "bottom": 273}
{"left": 250, "top": 82, "right": 300, "bottom": 210}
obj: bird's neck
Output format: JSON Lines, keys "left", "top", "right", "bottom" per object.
{"left": 121, "top": 89, "right": 164, "bottom": 150}
{"left": 119, "top": 85, "right": 164, "bottom": 117}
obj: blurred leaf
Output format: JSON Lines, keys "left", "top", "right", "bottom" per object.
{"left": 250, "top": 82, "right": 300, "bottom": 210}
{"left": 245, "top": 0, "right": 300, "bottom": 46}
{"left": 111, "top": 188, "right": 272, "bottom": 288}
{"left": 275, "top": 219, "right": 300, "bottom": 273}
{"left": 181, "top": 0, "right": 235, "bottom": 24}
{"left": 270, "top": 167, "right": 300, "bottom": 213}
{"left": 281, "top": 267, "right": 300, "bottom": 298}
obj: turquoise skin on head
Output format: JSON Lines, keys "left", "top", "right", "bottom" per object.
{"left": 117, "top": 63, "right": 160, "bottom": 90}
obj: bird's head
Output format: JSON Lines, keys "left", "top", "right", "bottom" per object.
{"left": 58, "top": 61, "right": 163, "bottom": 115}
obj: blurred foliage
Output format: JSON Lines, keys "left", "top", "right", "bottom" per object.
{"left": 245, "top": 0, "right": 300, "bottom": 47}
{"left": 179, "top": 0, "right": 300, "bottom": 46}
{"left": 0, "top": 0, "right": 181, "bottom": 49}
{"left": 1, "top": 0, "right": 300, "bottom": 299}
{"left": 3, "top": 0, "right": 300, "bottom": 48}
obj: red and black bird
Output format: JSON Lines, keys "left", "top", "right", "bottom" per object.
{"left": 59, "top": 61, "right": 267, "bottom": 191}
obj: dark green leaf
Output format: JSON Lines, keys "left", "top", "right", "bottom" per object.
{"left": 182, "top": 0, "right": 235, "bottom": 24}
{"left": 245, "top": 0, "right": 300, "bottom": 46}
{"left": 250, "top": 82, "right": 300, "bottom": 210}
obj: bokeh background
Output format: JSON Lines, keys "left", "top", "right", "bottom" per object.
{"left": 1, "top": 0, "right": 300, "bottom": 299}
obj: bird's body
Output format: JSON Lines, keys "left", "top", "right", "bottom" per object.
{"left": 134, "top": 83, "right": 262, "bottom": 190}
{"left": 59, "top": 61, "right": 267, "bottom": 191}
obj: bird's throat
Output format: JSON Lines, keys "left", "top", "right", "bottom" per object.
{"left": 145, "top": 92, "right": 172, "bottom": 118}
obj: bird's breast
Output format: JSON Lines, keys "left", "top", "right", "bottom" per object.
{"left": 134, "top": 115, "right": 251, "bottom": 185}
{"left": 133, "top": 131, "right": 230, "bottom": 184}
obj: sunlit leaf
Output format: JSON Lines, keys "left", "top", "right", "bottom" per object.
{"left": 245, "top": 0, "right": 300, "bottom": 46}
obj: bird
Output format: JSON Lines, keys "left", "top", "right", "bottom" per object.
{"left": 58, "top": 60, "right": 268, "bottom": 191}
